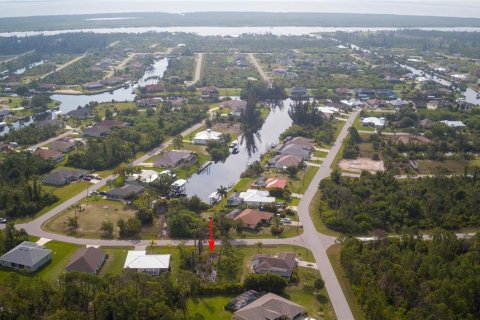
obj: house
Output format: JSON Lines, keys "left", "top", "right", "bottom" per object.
{"left": 227, "top": 208, "right": 243, "bottom": 219}
{"left": 124, "top": 251, "right": 170, "bottom": 275}
{"left": 265, "top": 178, "right": 288, "bottom": 190}
{"left": 48, "top": 140, "right": 75, "bottom": 153}
{"left": 96, "top": 120, "right": 127, "bottom": 128}
{"left": 193, "top": 129, "right": 222, "bottom": 145}
{"left": 0, "top": 241, "right": 52, "bottom": 272}
{"left": 102, "top": 76, "right": 126, "bottom": 86}
{"left": 251, "top": 252, "right": 297, "bottom": 278}
{"left": 440, "top": 120, "right": 466, "bottom": 128}
{"left": 0, "top": 142, "right": 9, "bottom": 152}
{"left": 290, "top": 86, "right": 308, "bottom": 99}
{"left": 153, "top": 150, "right": 197, "bottom": 168}
{"left": 38, "top": 83, "right": 57, "bottom": 91}
{"left": 219, "top": 100, "right": 247, "bottom": 117}
{"left": 238, "top": 189, "right": 275, "bottom": 207}
{"left": 356, "top": 88, "right": 376, "bottom": 100}
{"left": 278, "top": 144, "right": 311, "bottom": 160}
{"left": 0, "top": 109, "right": 12, "bottom": 118}
{"left": 226, "top": 290, "right": 262, "bottom": 311}
{"left": 419, "top": 119, "right": 434, "bottom": 129}
{"left": 361, "top": 117, "right": 386, "bottom": 128}
{"left": 125, "top": 169, "right": 159, "bottom": 185}
{"left": 389, "top": 99, "right": 409, "bottom": 108}
{"left": 33, "top": 148, "right": 64, "bottom": 163}
{"left": 227, "top": 192, "right": 244, "bottom": 206}
{"left": 234, "top": 208, "right": 274, "bottom": 229}
{"left": 43, "top": 169, "right": 87, "bottom": 186}
{"left": 106, "top": 184, "right": 145, "bottom": 200}
{"left": 200, "top": 86, "right": 219, "bottom": 99}
{"left": 137, "top": 98, "right": 161, "bottom": 108}
{"left": 285, "top": 136, "right": 314, "bottom": 151}
{"left": 144, "top": 84, "right": 165, "bottom": 93}
{"left": 65, "top": 247, "right": 106, "bottom": 274}
{"left": 82, "top": 82, "right": 104, "bottom": 90}
{"left": 269, "top": 154, "right": 303, "bottom": 169}
{"left": 68, "top": 107, "right": 93, "bottom": 119}
{"left": 233, "top": 293, "right": 305, "bottom": 320}
{"left": 36, "top": 119, "right": 64, "bottom": 129}
{"left": 83, "top": 126, "right": 111, "bottom": 137}
{"left": 317, "top": 106, "right": 339, "bottom": 117}
{"left": 165, "top": 98, "right": 186, "bottom": 108}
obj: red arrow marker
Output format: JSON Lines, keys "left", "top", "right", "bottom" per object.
{"left": 208, "top": 217, "right": 215, "bottom": 253}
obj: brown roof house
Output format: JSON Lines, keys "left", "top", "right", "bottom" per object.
{"left": 251, "top": 252, "right": 297, "bottom": 279}
{"left": 153, "top": 150, "right": 197, "bottom": 168}
{"left": 48, "top": 140, "right": 75, "bottom": 153}
{"left": 65, "top": 247, "right": 106, "bottom": 274}
{"left": 268, "top": 154, "right": 303, "bottom": 169}
{"left": 233, "top": 293, "right": 306, "bottom": 320}
{"left": 200, "top": 86, "right": 219, "bottom": 99}
{"left": 33, "top": 148, "right": 64, "bottom": 163}
{"left": 234, "top": 209, "right": 274, "bottom": 229}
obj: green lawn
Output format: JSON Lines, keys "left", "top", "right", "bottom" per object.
{"left": 100, "top": 246, "right": 133, "bottom": 275}
{"left": 327, "top": 244, "right": 365, "bottom": 320}
{"left": 0, "top": 241, "right": 80, "bottom": 283}
{"left": 230, "top": 224, "right": 301, "bottom": 239}
{"left": 187, "top": 295, "right": 235, "bottom": 320}
{"left": 313, "top": 150, "right": 328, "bottom": 158}
{"left": 218, "top": 88, "right": 242, "bottom": 96}
{"left": 290, "top": 166, "right": 319, "bottom": 194}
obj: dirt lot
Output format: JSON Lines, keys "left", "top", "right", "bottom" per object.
{"left": 212, "top": 122, "right": 243, "bottom": 137}
{"left": 339, "top": 157, "right": 385, "bottom": 173}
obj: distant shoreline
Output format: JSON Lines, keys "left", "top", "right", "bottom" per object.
{"left": 1, "top": 12, "right": 480, "bottom": 33}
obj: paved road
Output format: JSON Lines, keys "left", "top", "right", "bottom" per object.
{"left": 186, "top": 52, "right": 203, "bottom": 86}
{"left": 296, "top": 111, "right": 360, "bottom": 320}
{"left": 27, "top": 130, "right": 75, "bottom": 151}
{"left": 248, "top": 53, "right": 272, "bottom": 88}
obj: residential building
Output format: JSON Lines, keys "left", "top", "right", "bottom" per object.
{"left": 153, "top": 150, "right": 197, "bottom": 168}
{"left": 33, "top": 148, "right": 64, "bottom": 163}
{"left": 290, "top": 86, "right": 308, "bottom": 99}
{"left": 43, "top": 169, "right": 87, "bottom": 186}
{"left": 317, "top": 106, "right": 339, "bottom": 117}
{"left": 124, "top": 251, "right": 170, "bottom": 275}
{"left": 234, "top": 208, "right": 274, "bottom": 229}
{"left": 193, "top": 129, "right": 222, "bottom": 145}
{"left": 36, "top": 119, "right": 64, "bottom": 129}
{"left": 278, "top": 144, "right": 311, "bottom": 160}
{"left": 233, "top": 293, "right": 305, "bottom": 320}
{"left": 440, "top": 120, "right": 466, "bottom": 128}
{"left": 125, "top": 169, "right": 159, "bottom": 185}
{"left": 65, "top": 247, "right": 106, "bottom": 274}
{"left": 268, "top": 154, "right": 303, "bottom": 169}
{"left": 285, "top": 136, "right": 314, "bottom": 151}
{"left": 361, "top": 117, "right": 386, "bottom": 128}
{"left": 137, "top": 98, "right": 161, "bottom": 108}
{"left": 82, "top": 82, "right": 104, "bottom": 90}
{"left": 227, "top": 192, "right": 244, "bottom": 206}
{"left": 219, "top": 100, "right": 247, "bottom": 117}
{"left": 238, "top": 189, "right": 275, "bottom": 207}
{"left": 251, "top": 177, "right": 287, "bottom": 190}
{"left": 0, "top": 241, "right": 52, "bottom": 272}
{"left": 83, "top": 126, "right": 111, "bottom": 137}
{"left": 200, "top": 86, "right": 219, "bottom": 99}
{"left": 251, "top": 252, "right": 297, "bottom": 278}
{"left": 68, "top": 107, "right": 93, "bottom": 119}
{"left": 48, "top": 140, "right": 75, "bottom": 153}
{"left": 106, "top": 185, "right": 145, "bottom": 200}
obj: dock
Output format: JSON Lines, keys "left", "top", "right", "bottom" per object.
{"left": 197, "top": 161, "right": 213, "bottom": 173}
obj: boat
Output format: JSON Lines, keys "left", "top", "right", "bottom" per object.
{"left": 229, "top": 140, "right": 238, "bottom": 148}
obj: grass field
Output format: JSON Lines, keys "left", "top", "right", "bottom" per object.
{"left": 289, "top": 166, "right": 319, "bottom": 194}
{"left": 327, "top": 244, "right": 365, "bottom": 320}
{"left": 0, "top": 241, "right": 80, "bottom": 283}
{"left": 417, "top": 159, "right": 469, "bottom": 174}
{"left": 43, "top": 198, "right": 138, "bottom": 238}
{"left": 229, "top": 224, "right": 301, "bottom": 239}
{"left": 309, "top": 191, "right": 341, "bottom": 237}
{"left": 100, "top": 246, "right": 133, "bottom": 275}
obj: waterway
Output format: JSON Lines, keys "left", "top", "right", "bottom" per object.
{"left": 0, "top": 58, "right": 168, "bottom": 135}
{"left": 185, "top": 100, "right": 293, "bottom": 202}
{"left": 2, "top": 26, "right": 480, "bottom": 38}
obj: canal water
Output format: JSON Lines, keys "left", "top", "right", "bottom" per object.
{"left": 0, "top": 58, "right": 168, "bottom": 135}
{"left": 185, "top": 100, "right": 293, "bottom": 202}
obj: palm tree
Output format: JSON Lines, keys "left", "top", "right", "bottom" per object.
{"left": 216, "top": 185, "right": 228, "bottom": 199}
{"left": 256, "top": 241, "right": 263, "bottom": 253}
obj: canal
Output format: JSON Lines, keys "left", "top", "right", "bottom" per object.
{"left": 185, "top": 100, "right": 293, "bottom": 202}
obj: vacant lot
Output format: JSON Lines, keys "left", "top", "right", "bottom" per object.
{"left": 339, "top": 157, "right": 385, "bottom": 173}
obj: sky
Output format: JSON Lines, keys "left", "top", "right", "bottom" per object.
{"left": 0, "top": 0, "right": 479, "bottom": 18}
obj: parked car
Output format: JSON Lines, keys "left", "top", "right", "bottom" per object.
{"left": 0, "top": 217, "right": 7, "bottom": 224}
{"left": 83, "top": 177, "right": 92, "bottom": 181}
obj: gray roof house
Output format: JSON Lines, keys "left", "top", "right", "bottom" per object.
{"left": 153, "top": 150, "right": 197, "bottom": 168}
{"left": 68, "top": 107, "right": 93, "bottom": 119}
{"left": 48, "top": 140, "right": 75, "bottom": 153}
{"left": 43, "top": 169, "right": 87, "bottom": 186}
{"left": 278, "top": 144, "right": 311, "bottom": 160}
{"left": 268, "top": 154, "right": 303, "bottom": 169}
{"left": 233, "top": 293, "right": 305, "bottom": 320}
{"left": 0, "top": 241, "right": 52, "bottom": 272}
{"left": 65, "top": 247, "right": 106, "bottom": 274}
{"left": 251, "top": 252, "right": 297, "bottom": 278}
{"left": 106, "top": 184, "right": 145, "bottom": 200}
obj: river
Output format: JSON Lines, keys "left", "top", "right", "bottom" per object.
{"left": 185, "top": 101, "right": 293, "bottom": 202}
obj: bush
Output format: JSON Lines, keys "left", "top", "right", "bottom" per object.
{"left": 244, "top": 273, "right": 287, "bottom": 295}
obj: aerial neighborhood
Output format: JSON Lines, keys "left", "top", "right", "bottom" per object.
{"left": 0, "top": 15, "right": 479, "bottom": 320}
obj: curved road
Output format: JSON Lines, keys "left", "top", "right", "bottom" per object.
{"left": 12, "top": 106, "right": 359, "bottom": 319}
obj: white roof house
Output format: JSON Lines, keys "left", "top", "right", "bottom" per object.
{"left": 362, "top": 117, "right": 386, "bottom": 128}
{"left": 440, "top": 120, "right": 466, "bottom": 128}
{"left": 193, "top": 129, "right": 222, "bottom": 145}
{"left": 317, "top": 106, "right": 339, "bottom": 116}
{"left": 239, "top": 189, "right": 275, "bottom": 207}
{"left": 341, "top": 99, "right": 363, "bottom": 108}
{"left": 124, "top": 251, "right": 170, "bottom": 275}
{"left": 125, "top": 169, "right": 159, "bottom": 185}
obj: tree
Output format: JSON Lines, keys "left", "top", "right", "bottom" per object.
{"left": 314, "top": 278, "right": 325, "bottom": 295}
{"left": 244, "top": 273, "right": 288, "bottom": 295}
{"left": 235, "top": 219, "right": 244, "bottom": 234}
{"left": 270, "top": 218, "right": 284, "bottom": 236}
{"left": 216, "top": 185, "right": 228, "bottom": 199}
{"left": 173, "top": 134, "right": 183, "bottom": 149}
{"left": 286, "top": 165, "right": 299, "bottom": 177}
{"left": 100, "top": 221, "right": 114, "bottom": 238}
{"left": 67, "top": 216, "right": 79, "bottom": 234}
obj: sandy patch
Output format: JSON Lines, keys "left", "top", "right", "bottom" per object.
{"left": 339, "top": 157, "right": 385, "bottom": 173}
{"left": 54, "top": 89, "right": 83, "bottom": 94}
